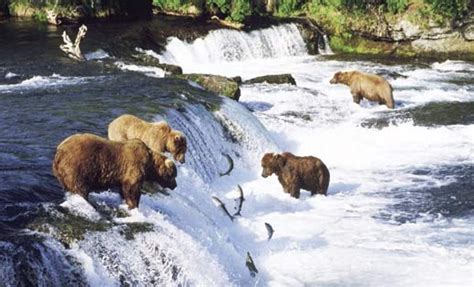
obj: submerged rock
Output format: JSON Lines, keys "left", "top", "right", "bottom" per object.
{"left": 119, "top": 222, "right": 154, "bottom": 240}
{"left": 160, "top": 63, "right": 183, "bottom": 75}
{"left": 130, "top": 53, "right": 183, "bottom": 75}
{"left": 27, "top": 205, "right": 156, "bottom": 248}
{"left": 244, "top": 74, "right": 296, "bottom": 85}
{"left": 27, "top": 206, "right": 111, "bottom": 248}
{"left": 361, "top": 102, "right": 474, "bottom": 129}
{"left": 178, "top": 74, "right": 241, "bottom": 101}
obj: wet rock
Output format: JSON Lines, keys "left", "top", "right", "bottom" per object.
{"left": 119, "top": 222, "right": 154, "bottom": 240}
{"left": 131, "top": 53, "right": 161, "bottom": 66}
{"left": 178, "top": 74, "right": 241, "bottom": 101}
{"left": 244, "top": 74, "right": 296, "bottom": 85}
{"left": 361, "top": 102, "right": 474, "bottom": 128}
{"left": 159, "top": 63, "right": 183, "bottom": 75}
{"left": 130, "top": 54, "right": 183, "bottom": 75}
{"left": 27, "top": 206, "right": 111, "bottom": 248}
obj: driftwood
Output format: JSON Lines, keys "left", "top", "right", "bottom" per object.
{"left": 233, "top": 185, "right": 245, "bottom": 217}
{"left": 60, "top": 25, "right": 87, "bottom": 61}
{"left": 211, "top": 196, "right": 234, "bottom": 222}
{"left": 219, "top": 153, "right": 234, "bottom": 176}
{"left": 47, "top": 10, "right": 62, "bottom": 25}
{"left": 210, "top": 16, "right": 244, "bottom": 30}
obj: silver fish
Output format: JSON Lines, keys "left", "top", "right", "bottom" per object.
{"left": 219, "top": 153, "right": 234, "bottom": 176}
{"left": 211, "top": 196, "right": 234, "bottom": 222}
{"left": 245, "top": 251, "right": 258, "bottom": 277}
{"left": 264, "top": 222, "right": 274, "bottom": 241}
{"left": 233, "top": 185, "right": 245, "bottom": 216}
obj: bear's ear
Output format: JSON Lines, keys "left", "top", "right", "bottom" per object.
{"left": 165, "top": 159, "right": 175, "bottom": 169}
{"left": 274, "top": 153, "right": 287, "bottom": 167}
{"left": 174, "top": 134, "right": 185, "bottom": 144}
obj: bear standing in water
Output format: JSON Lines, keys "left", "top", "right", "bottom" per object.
{"left": 52, "top": 133, "right": 177, "bottom": 209}
{"left": 261, "top": 152, "right": 330, "bottom": 199}
{"left": 330, "top": 71, "right": 395, "bottom": 109}
{"left": 108, "top": 114, "right": 187, "bottom": 163}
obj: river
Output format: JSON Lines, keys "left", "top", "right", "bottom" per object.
{"left": 0, "top": 18, "right": 473, "bottom": 286}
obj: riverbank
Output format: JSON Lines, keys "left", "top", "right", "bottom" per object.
{"left": 1, "top": 0, "right": 473, "bottom": 60}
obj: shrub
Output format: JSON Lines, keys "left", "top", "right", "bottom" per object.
{"left": 229, "top": 0, "right": 252, "bottom": 22}
{"left": 206, "top": 0, "right": 230, "bottom": 14}
{"left": 277, "top": 0, "right": 302, "bottom": 16}
{"left": 386, "top": 0, "right": 408, "bottom": 13}
{"left": 425, "top": 0, "right": 468, "bottom": 19}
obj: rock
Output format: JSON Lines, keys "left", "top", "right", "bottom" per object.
{"left": 119, "top": 222, "right": 154, "bottom": 240}
{"left": 159, "top": 63, "right": 183, "bottom": 75}
{"left": 463, "top": 24, "right": 474, "bottom": 41}
{"left": 244, "top": 74, "right": 296, "bottom": 85}
{"left": 412, "top": 31, "right": 474, "bottom": 54}
{"left": 131, "top": 53, "right": 161, "bottom": 66}
{"left": 179, "top": 74, "right": 241, "bottom": 101}
{"left": 391, "top": 20, "right": 422, "bottom": 41}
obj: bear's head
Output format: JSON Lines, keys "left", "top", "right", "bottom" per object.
{"left": 166, "top": 131, "right": 187, "bottom": 164}
{"left": 261, "top": 153, "right": 287, "bottom": 178}
{"left": 330, "top": 71, "right": 349, "bottom": 85}
{"left": 150, "top": 153, "right": 178, "bottom": 190}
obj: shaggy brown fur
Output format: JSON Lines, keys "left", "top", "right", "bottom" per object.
{"left": 330, "top": 71, "right": 394, "bottom": 109}
{"left": 108, "top": 114, "right": 187, "bottom": 163}
{"left": 261, "top": 152, "right": 330, "bottom": 198}
{"left": 52, "top": 133, "right": 177, "bottom": 209}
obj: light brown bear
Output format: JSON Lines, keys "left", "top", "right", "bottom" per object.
{"left": 52, "top": 133, "right": 178, "bottom": 209}
{"left": 330, "top": 71, "right": 395, "bottom": 109}
{"left": 108, "top": 114, "right": 187, "bottom": 163}
{"left": 261, "top": 152, "right": 330, "bottom": 199}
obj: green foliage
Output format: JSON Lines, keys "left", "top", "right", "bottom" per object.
{"left": 229, "top": 0, "right": 251, "bottom": 22}
{"left": 307, "top": 0, "right": 347, "bottom": 35}
{"left": 425, "top": 0, "right": 468, "bottom": 19}
{"left": 153, "top": 0, "right": 191, "bottom": 12}
{"left": 386, "top": 0, "right": 407, "bottom": 13}
{"left": 207, "top": 0, "right": 230, "bottom": 14}
{"left": 277, "top": 0, "right": 302, "bottom": 16}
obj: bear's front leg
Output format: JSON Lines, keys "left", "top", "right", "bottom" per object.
{"left": 287, "top": 183, "right": 301, "bottom": 199}
{"left": 121, "top": 181, "right": 142, "bottom": 209}
{"left": 350, "top": 89, "right": 362, "bottom": 104}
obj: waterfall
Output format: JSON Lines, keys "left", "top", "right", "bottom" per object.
{"left": 320, "top": 34, "right": 334, "bottom": 55}
{"left": 158, "top": 24, "right": 309, "bottom": 67}
{"left": 155, "top": 98, "right": 278, "bottom": 183}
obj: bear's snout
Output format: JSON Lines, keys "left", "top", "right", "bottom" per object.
{"left": 175, "top": 154, "right": 185, "bottom": 164}
{"left": 167, "top": 179, "right": 177, "bottom": 190}
{"left": 329, "top": 77, "right": 337, "bottom": 84}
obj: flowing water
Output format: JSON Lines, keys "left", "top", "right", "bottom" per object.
{"left": 0, "top": 19, "right": 473, "bottom": 286}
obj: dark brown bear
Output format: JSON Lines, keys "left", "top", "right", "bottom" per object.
{"left": 52, "top": 133, "right": 177, "bottom": 209}
{"left": 330, "top": 70, "right": 395, "bottom": 109}
{"left": 261, "top": 152, "right": 330, "bottom": 198}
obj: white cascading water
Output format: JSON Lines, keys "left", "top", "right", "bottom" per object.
{"left": 58, "top": 24, "right": 473, "bottom": 286}
{"left": 158, "top": 24, "right": 308, "bottom": 69}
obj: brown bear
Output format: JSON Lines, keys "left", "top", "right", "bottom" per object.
{"left": 108, "top": 114, "right": 187, "bottom": 163}
{"left": 261, "top": 152, "right": 330, "bottom": 199}
{"left": 52, "top": 133, "right": 178, "bottom": 209}
{"left": 330, "top": 71, "right": 395, "bottom": 109}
